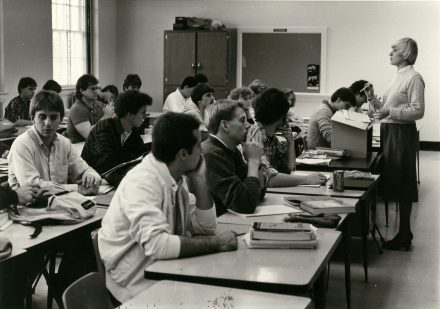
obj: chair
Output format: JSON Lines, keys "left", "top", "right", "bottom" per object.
{"left": 62, "top": 272, "right": 112, "bottom": 309}
{"left": 91, "top": 230, "right": 105, "bottom": 277}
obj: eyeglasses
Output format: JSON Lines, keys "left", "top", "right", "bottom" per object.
{"left": 87, "top": 86, "right": 101, "bottom": 91}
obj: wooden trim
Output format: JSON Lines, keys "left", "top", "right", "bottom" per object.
{"left": 419, "top": 142, "right": 440, "bottom": 151}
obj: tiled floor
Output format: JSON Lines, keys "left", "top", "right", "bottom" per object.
{"left": 32, "top": 151, "right": 440, "bottom": 309}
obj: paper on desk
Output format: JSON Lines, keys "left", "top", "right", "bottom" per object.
{"left": 296, "top": 158, "right": 331, "bottom": 166}
{"left": 228, "top": 204, "right": 300, "bottom": 217}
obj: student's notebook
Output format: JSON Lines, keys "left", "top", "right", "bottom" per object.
{"left": 228, "top": 204, "right": 300, "bottom": 218}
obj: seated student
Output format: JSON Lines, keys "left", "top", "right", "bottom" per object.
{"left": 67, "top": 74, "right": 113, "bottom": 143}
{"left": 42, "top": 79, "right": 62, "bottom": 93}
{"left": 228, "top": 86, "right": 255, "bottom": 124}
{"left": 81, "top": 90, "right": 152, "bottom": 186}
{"left": 202, "top": 100, "right": 266, "bottom": 216}
{"left": 123, "top": 74, "right": 142, "bottom": 91}
{"left": 194, "top": 73, "right": 208, "bottom": 84}
{"left": 248, "top": 79, "right": 268, "bottom": 97}
{"left": 163, "top": 76, "right": 197, "bottom": 113}
{"left": 98, "top": 112, "right": 237, "bottom": 302}
{"left": 307, "top": 87, "right": 357, "bottom": 149}
{"left": 98, "top": 85, "right": 119, "bottom": 105}
{"left": 8, "top": 90, "right": 102, "bottom": 192}
{"left": 183, "top": 83, "right": 215, "bottom": 139}
{"left": 4, "top": 77, "right": 37, "bottom": 126}
{"left": 281, "top": 88, "right": 300, "bottom": 123}
{"left": 247, "top": 88, "right": 327, "bottom": 187}
{"left": 349, "top": 80, "right": 370, "bottom": 113}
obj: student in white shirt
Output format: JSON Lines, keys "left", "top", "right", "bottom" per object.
{"left": 163, "top": 76, "right": 197, "bottom": 113}
{"left": 98, "top": 112, "right": 237, "bottom": 302}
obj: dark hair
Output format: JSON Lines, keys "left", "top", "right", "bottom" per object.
{"left": 17, "top": 77, "right": 37, "bottom": 94}
{"left": 191, "top": 83, "right": 214, "bottom": 106}
{"left": 42, "top": 80, "right": 62, "bottom": 93}
{"left": 228, "top": 87, "right": 253, "bottom": 100}
{"left": 180, "top": 76, "right": 197, "bottom": 89}
{"left": 194, "top": 73, "right": 208, "bottom": 84}
{"left": 254, "top": 88, "right": 290, "bottom": 125}
{"left": 205, "top": 99, "right": 244, "bottom": 134}
{"left": 75, "top": 74, "right": 99, "bottom": 100}
{"left": 330, "top": 87, "right": 357, "bottom": 107}
{"left": 114, "top": 90, "right": 152, "bottom": 118}
{"left": 152, "top": 112, "right": 200, "bottom": 163}
{"left": 349, "top": 80, "right": 369, "bottom": 97}
{"left": 101, "top": 85, "right": 119, "bottom": 98}
{"left": 123, "top": 74, "right": 142, "bottom": 91}
{"left": 30, "top": 90, "right": 65, "bottom": 119}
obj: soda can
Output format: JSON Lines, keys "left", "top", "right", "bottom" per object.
{"left": 333, "top": 170, "right": 345, "bottom": 192}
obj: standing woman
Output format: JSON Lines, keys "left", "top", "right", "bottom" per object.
{"left": 366, "top": 37, "right": 424, "bottom": 250}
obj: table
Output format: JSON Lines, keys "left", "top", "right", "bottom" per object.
{"left": 218, "top": 193, "right": 355, "bottom": 309}
{"left": 267, "top": 173, "right": 381, "bottom": 283}
{"left": 118, "top": 280, "right": 312, "bottom": 309}
{"left": 145, "top": 228, "right": 341, "bottom": 309}
{"left": 296, "top": 152, "right": 378, "bottom": 172}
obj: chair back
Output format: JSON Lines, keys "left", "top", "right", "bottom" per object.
{"left": 91, "top": 229, "right": 105, "bottom": 277}
{"left": 62, "top": 272, "right": 112, "bottom": 309}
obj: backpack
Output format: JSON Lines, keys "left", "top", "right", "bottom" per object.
{"left": 8, "top": 191, "right": 97, "bottom": 238}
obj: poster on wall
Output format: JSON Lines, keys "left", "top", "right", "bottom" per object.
{"left": 307, "top": 64, "right": 320, "bottom": 90}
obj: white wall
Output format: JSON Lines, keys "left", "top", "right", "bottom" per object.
{"left": 114, "top": 0, "right": 440, "bottom": 142}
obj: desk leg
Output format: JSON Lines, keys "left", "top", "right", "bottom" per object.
{"left": 342, "top": 219, "right": 351, "bottom": 309}
{"left": 313, "top": 266, "right": 327, "bottom": 309}
{"left": 360, "top": 198, "right": 369, "bottom": 282}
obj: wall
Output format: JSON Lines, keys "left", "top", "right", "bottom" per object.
{"left": 114, "top": 0, "right": 440, "bottom": 142}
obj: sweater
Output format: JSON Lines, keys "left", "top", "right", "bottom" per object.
{"left": 307, "top": 102, "right": 335, "bottom": 149}
{"left": 202, "top": 135, "right": 263, "bottom": 216}
{"left": 369, "top": 65, "right": 425, "bottom": 123}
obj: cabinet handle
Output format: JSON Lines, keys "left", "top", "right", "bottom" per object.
{"left": 191, "top": 63, "right": 196, "bottom": 69}
{"left": 197, "top": 63, "right": 201, "bottom": 69}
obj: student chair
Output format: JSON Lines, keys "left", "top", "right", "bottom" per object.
{"left": 62, "top": 272, "right": 112, "bottom": 309}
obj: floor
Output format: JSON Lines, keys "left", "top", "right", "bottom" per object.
{"left": 32, "top": 151, "right": 440, "bottom": 309}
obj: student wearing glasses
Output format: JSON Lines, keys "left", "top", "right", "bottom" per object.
{"left": 67, "top": 74, "right": 113, "bottom": 143}
{"left": 8, "top": 90, "right": 101, "bottom": 193}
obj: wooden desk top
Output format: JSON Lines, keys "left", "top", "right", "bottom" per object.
{"left": 0, "top": 208, "right": 106, "bottom": 250}
{"left": 267, "top": 183, "right": 366, "bottom": 198}
{"left": 119, "top": 280, "right": 311, "bottom": 309}
{"left": 145, "top": 229, "right": 341, "bottom": 292}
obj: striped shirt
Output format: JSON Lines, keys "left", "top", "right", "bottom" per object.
{"left": 370, "top": 65, "right": 425, "bottom": 123}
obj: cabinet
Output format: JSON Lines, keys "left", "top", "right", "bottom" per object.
{"left": 163, "top": 29, "right": 237, "bottom": 101}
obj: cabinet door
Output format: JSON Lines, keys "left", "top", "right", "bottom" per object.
{"left": 164, "top": 32, "right": 196, "bottom": 85}
{"left": 197, "top": 32, "right": 229, "bottom": 87}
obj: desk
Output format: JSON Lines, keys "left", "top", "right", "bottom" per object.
{"left": 145, "top": 229, "right": 341, "bottom": 309}
{"left": 297, "top": 152, "right": 378, "bottom": 172}
{"left": 119, "top": 280, "right": 312, "bottom": 309}
{"left": 267, "top": 174, "right": 380, "bottom": 283}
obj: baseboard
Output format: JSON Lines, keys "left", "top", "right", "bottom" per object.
{"left": 420, "top": 141, "right": 440, "bottom": 151}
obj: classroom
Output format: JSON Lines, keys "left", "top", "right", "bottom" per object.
{"left": 0, "top": 1, "right": 439, "bottom": 308}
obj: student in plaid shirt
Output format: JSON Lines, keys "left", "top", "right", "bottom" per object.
{"left": 4, "top": 77, "right": 37, "bottom": 126}
{"left": 247, "top": 88, "right": 327, "bottom": 187}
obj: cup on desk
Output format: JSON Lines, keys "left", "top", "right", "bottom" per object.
{"left": 333, "top": 170, "right": 345, "bottom": 192}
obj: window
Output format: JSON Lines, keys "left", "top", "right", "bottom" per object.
{"left": 52, "top": 0, "right": 90, "bottom": 87}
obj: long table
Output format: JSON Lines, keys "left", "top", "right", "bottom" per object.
{"left": 145, "top": 228, "right": 341, "bottom": 309}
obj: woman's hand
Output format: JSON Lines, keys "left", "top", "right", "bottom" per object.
{"left": 373, "top": 107, "right": 390, "bottom": 120}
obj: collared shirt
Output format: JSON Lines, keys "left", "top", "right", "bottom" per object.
{"left": 81, "top": 117, "right": 148, "bottom": 186}
{"left": 163, "top": 88, "right": 188, "bottom": 113}
{"left": 247, "top": 122, "right": 290, "bottom": 182}
{"left": 98, "top": 153, "right": 216, "bottom": 302}
{"left": 8, "top": 125, "right": 91, "bottom": 191}
{"left": 67, "top": 99, "right": 105, "bottom": 143}
{"left": 4, "top": 96, "right": 31, "bottom": 122}
{"left": 182, "top": 99, "right": 208, "bottom": 132}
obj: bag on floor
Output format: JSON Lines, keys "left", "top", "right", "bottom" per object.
{"left": 8, "top": 191, "right": 97, "bottom": 238}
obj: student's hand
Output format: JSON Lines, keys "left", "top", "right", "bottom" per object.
{"left": 304, "top": 173, "right": 327, "bottom": 185}
{"left": 35, "top": 187, "right": 50, "bottom": 199}
{"left": 363, "top": 83, "right": 375, "bottom": 100}
{"left": 102, "top": 105, "right": 113, "bottom": 118}
{"left": 243, "top": 142, "right": 263, "bottom": 164}
{"left": 16, "top": 183, "right": 40, "bottom": 205}
{"left": 373, "top": 107, "right": 390, "bottom": 120}
{"left": 282, "top": 125, "right": 294, "bottom": 144}
{"left": 81, "top": 169, "right": 102, "bottom": 188}
{"left": 215, "top": 231, "right": 238, "bottom": 252}
{"left": 185, "top": 154, "right": 206, "bottom": 179}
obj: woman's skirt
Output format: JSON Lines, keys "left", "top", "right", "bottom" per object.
{"left": 379, "top": 122, "right": 418, "bottom": 202}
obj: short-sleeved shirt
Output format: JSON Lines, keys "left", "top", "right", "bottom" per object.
{"left": 4, "top": 96, "right": 31, "bottom": 122}
{"left": 67, "top": 99, "right": 105, "bottom": 143}
{"left": 247, "top": 122, "right": 290, "bottom": 183}
{"left": 182, "top": 99, "right": 208, "bottom": 132}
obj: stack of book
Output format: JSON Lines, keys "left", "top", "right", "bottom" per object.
{"left": 245, "top": 222, "right": 318, "bottom": 249}
{"left": 285, "top": 197, "right": 356, "bottom": 215}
